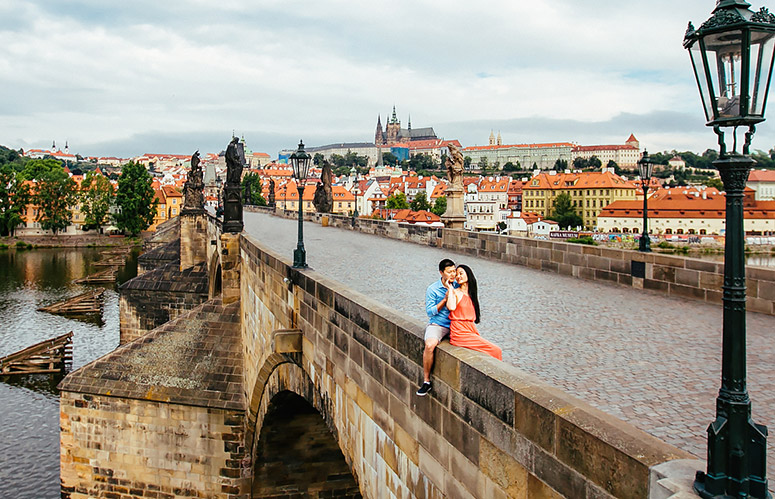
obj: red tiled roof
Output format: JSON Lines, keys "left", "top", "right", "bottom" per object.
{"left": 749, "top": 169, "right": 775, "bottom": 182}
{"left": 524, "top": 171, "right": 634, "bottom": 190}
{"left": 572, "top": 144, "right": 638, "bottom": 152}
{"left": 600, "top": 196, "right": 775, "bottom": 219}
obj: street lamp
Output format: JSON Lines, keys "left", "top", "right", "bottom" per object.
{"left": 290, "top": 140, "right": 311, "bottom": 268}
{"left": 352, "top": 171, "right": 360, "bottom": 219}
{"left": 684, "top": 2, "right": 775, "bottom": 497}
{"left": 637, "top": 150, "right": 654, "bottom": 252}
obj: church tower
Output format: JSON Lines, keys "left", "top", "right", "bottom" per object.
{"left": 497, "top": 132, "right": 502, "bottom": 146}
{"left": 386, "top": 105, "right": 401, "bottom": 145}
{"left": 375, "top": 115, "right": 385, "bottom": 145}
{"left": 489, "top": 131, "right": 496, "bottom": 146}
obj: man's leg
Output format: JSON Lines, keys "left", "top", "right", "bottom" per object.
{"left": 422, "top": 337, "right": 439, "bottom": 383}
{"left": 417, "top": 325, "right": 448, "bottom": 396}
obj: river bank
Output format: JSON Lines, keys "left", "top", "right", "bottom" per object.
{"left": 0, "top": 233, "right": 145, "bottom": 249}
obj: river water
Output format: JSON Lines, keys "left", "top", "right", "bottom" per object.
{"left": 0, "top": 247, "right": 138, "bottom": 499}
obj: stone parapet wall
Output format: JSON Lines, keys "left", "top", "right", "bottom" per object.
{"left": 240, "top": 233, "right": 696, "bottom": 498}
{"left": 60, "top": 392, "right": 246, "bottom": 499}
{"left": 246, "top": 205, "right": 775, "bottom": 316}
{"left": 118, "top": 261, "right": 209, "bottom": 344}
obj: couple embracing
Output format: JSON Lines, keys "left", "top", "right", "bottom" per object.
{"left": 416, "top": 258, "right": 502, "bottom": 396}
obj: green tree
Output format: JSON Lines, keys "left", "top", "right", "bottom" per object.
{"left": 313, "top": 153, "right": 325, "bottom": 166}
{"left": 431, "top": 195, "right": 447, "bottom": 216}
{"left": 386, "top": 191, "right": 409, "bottom": 209}
{"left": 572, "top": 157, "right": 587, "bottom": 170}
{"left": 330, "top": 154, "right": 345, "bottom": 167}
{"left": 588, "top": 156, "right": 602, "bottom": 169}
{"left": 550, "top": 192, "right": 583, "bottom": 229}
{"left": 705, "top": 178, "right": 724, "bottom": 190}
{"left": 607, "top": 160, "right": 621, "bottom": 175}
{"left": 408, "top": 154, "right": 436, "bottom": 172}
{"left": 0, "top": 164, "right": 31, "bottom": 236}
{"left": 0, "top": 145, "right": 27, "bottom": 172}
{"left": 554, "top": 159, "right": 568, "bottom": 170}
{"left": 114, "top": 161, "right": 157, "bottom": 236}
{"left": 20, "top": 158, "right": 61, "bottom": 181}
{"left": 382, "top": 152, "right": 399, "bottom": 166}
{"left": 36, "top": 168, "right": 78, "bottom": 233}
{"left": 410, "top": 191, "right": 431, "bottom": 211}
{"left": 241, "top": 172, "right": 266, "bottom": 206}
{"left": 503, "top": 161, "right": 517, "bottom": 172}
{"left": 80, "top": 171, "right": 115, "bottom": 231}
{"left": 463, "top": 156, "right": 472, "bottom": 170}
{"left": 478, "top": 156, "right": 489, "bottom": 172}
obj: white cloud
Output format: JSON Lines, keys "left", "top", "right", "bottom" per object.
{"left": 1, "top": 0, "right": 774, "bottom": 157}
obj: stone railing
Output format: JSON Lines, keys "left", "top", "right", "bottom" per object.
{"left": 245, "top": 205, "right": 775, "bottom": 316}
{"left": 239, "top": 231, "right": 698, "bottom": 498}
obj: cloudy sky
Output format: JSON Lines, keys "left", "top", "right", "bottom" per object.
{"left": 2, "top": 0, "right": 774, "bottom": 159}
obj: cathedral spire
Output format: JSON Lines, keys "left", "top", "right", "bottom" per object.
{"left": 408, "top": 114, "right": 412, "bottom": 131}
{"left": 375, "top": 115, "right": 385, "bottom": 145}
{"left": 391, "top": 105, "right": 398, "bottom": 124}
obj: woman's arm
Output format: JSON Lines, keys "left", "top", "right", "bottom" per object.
{"left": 446, "top": 287, "right": 460, "bottom": 311}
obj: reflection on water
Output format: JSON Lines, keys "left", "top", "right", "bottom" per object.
{"left": 684, "top": 252, "right": 775, "bottom": 268}
{"left": 0, "top": 246, "right": 139, "bottom": 499}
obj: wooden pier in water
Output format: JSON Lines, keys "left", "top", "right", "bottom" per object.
{"left": 74, "top": 267, "right": 118, "bottom": 284}
{"left": 93, "top": 255, "right": 126, "bottom": 267}
{"left": 0, "top": 332, "right": 73, "bottom": 375}
{"left": 38, "top": 289, "right": 105, "bottom": 316}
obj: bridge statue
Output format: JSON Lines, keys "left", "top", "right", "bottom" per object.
{"left": 313, "top": 161, "right": 334, "bottom": 213}
{"left": 268, "top": 179, "right": 276, "bottom": 207}
{"left": 223, "top": 136, "right": 244, "bottom": 233}
{"left": 182, "top": 150, "right": 204, "bottom": 212}
{"left": 442, "top": 143, "right": 466, "bottom": 228}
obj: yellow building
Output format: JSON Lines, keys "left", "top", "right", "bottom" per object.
{"left": 522, "top": 171, "right": 637, "bottom": 229}
{"left": 276, "top": 182, "right": 356, "bottom": 215}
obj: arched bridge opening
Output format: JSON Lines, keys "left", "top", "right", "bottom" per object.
{"left": 252, "top": 390, "right": 361, "bottom": 499}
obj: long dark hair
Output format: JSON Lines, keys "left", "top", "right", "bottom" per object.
{"left": 457, "top": 264, "right": 480, "bottom": 324}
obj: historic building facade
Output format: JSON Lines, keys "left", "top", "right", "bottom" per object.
{"left": 522, "top": 171, "right": 637, "bottom": 229}
{"left": 571, "top": 134, "right": 641, "bottom": 168}
{"left": 374, "top": 106, "right": 437, "bottom": 145}
{"left": 463, "top": 142, "right": 576, "bottom": 170}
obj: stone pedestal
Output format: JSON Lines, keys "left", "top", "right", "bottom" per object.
{"left": 442, "top": 186, "right": 466, "bottom": 229}
{"left": 179, "top": 209, "right": 207, "bottom": 271}
{"left": 223, "top": 184, "right": 243, "bottom": 233}
{"left": 220, "top": 232, "right": 241, "bottom": 305}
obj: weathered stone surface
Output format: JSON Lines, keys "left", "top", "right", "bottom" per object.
{"left": 61, "top": 298, "right": 244, "bottom": 410}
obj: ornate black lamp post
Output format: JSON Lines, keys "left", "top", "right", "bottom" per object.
{"left": 290, "top": 140, "right": 311, "bottom": 268}
{"left": 685, "top": 2, "right": 775, "bottom": 496}
{"left": 351, "top": 168, "right": 360, "bottom": 219}
{"left": 637, "top": 151, "right": 654, "bottom": 252}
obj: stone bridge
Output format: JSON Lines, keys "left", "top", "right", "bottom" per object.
{"left": 60, "top": 207, "right": 771, "bottom": 498}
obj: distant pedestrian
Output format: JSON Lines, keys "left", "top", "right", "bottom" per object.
{"left": 445, "top": 264, "right": 502, "bottom": 360}
{"left": 416, "top": 258, "right": 457, "bottom": 396}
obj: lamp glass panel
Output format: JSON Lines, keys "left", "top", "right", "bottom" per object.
{"left": 749, "top": 30, "right": 775, "bottom": 116}
{"left": 691, "top": 42, "right": 715, "bottom": 122}
{"left": 704, "top": 30, "right": 744, "bottom": 120}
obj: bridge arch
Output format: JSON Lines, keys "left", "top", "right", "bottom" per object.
{"left": 207, "top": 248, "right": 222, "bottom": 298}
{"left": 247, "top": 356, "right": 360, "bottom": 497}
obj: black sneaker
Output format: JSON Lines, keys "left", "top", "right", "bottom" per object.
{"left": 416, "top": 382, "right": 432, "bottom": 396}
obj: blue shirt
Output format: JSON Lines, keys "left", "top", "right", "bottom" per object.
{"left": 426, "top": 279, "right": 451, "bottom": 328}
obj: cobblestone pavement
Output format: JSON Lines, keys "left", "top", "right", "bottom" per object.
{"left": 245, "top": 212, "right": 775, "bottom": 483}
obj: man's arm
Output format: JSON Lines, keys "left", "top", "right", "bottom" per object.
{"left": 425, "top": 285, "right": 445, "bottom": 319}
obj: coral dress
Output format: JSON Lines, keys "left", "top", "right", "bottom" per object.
{"left": 449, "top": 293, "right": 502, "bottom": 360}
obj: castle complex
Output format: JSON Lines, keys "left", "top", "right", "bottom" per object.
{"left": 374, "top": 106, "right": 437, "bottom": 145}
